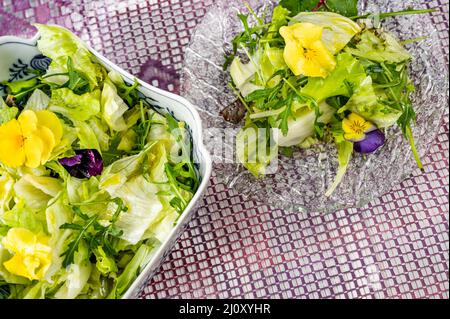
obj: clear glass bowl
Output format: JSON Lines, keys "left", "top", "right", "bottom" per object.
{"left": 181, "top": 0, "right": 449, "bottom": 213}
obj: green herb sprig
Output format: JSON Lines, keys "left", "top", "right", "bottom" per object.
{"left": 60, "top": 198, "right": 127, "bottom": 268}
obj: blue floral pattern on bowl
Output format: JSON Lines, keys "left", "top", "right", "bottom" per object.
{"left": 0, "top": 54, "right": 51, "bottom": 94}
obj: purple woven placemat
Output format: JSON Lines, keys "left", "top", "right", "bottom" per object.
{"left": 0, "top": 0, "right": 448, "bottom": 299}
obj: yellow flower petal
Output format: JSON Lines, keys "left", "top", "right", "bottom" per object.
{"left": 307, "top": 40, "right": 337, "bottom": 76}
{"left": 2, "top": 228, "right": 52, "bottom": 281}
{"left": 23, "top": 132, "right": 44, "bottom": 168}
{"left": 0, "top": 119, "right": 26, "bottom": 167}
{"left": 342, "top": 116, "right": 354, "bottom": 132}
{"left": 344, "top": 131, "right": 365, "bottom": 141}
{"left": 35, "top": 110, "right": 63, "bottom": 144}
{"left": 2, "top": 228, "right": 37, "bottom": 254}
{"left": 0, "top": 110, "right": 62, "bottom": 168}
{"left": 35, "top": 125, "right": 56, "bottom": 164}
{"left": 3, "top": 254, "right": 39, "bottom": 280}
{"left": 280, "top": 22, "right": 336, "bottom": 78}
{"left": 347, "top": 113, "right": 364, "bottom": 123}
{"left": 17, "top": 110, "right": 38, "bottom": 138}
{"left": 283, "top": 22, "right": 324, "bottom": 45}
{"left": 342, "top": 113, "right": 374, "bottom": 141}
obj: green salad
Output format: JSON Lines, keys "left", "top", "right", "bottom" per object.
{"left": 0, "top": 25, "right": 199, "bottom": 298}
{"left": 224, "top": 1, "right": 432, "bottom": 196}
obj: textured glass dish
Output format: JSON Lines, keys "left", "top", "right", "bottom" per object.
{"left": 181, "top": 0, "right": 449, "bottom": 213}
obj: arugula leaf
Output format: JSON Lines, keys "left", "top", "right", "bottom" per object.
{"left": 102, "top": 134, "right": 126, "bottom": 166}
{"left": 60, "top": 213, "right": 97, "bottom": 268}
{"left": 245, "top": 83, "right": 283, "bottom": 103}
{"left": 165, "top": 112, "right": 181, "bottom": 139}
{"left": 349, "top": 8, "right": 435, "bottom": 20}
{"left": 165, "top": 112, "right": 199, "bottom": 192}
{"left": 59, "top": 223, "right": 83, "bottom": 231}
{"left": 278, "top": 92, "right": 294, "bottom": 135}
{"left": 163, "top": 113, "right": 199, "bottom": 213}
{"left": 116, "top": 79, "right": 139, "bottom": 107}
{"left": 395, "top": 71, "right": 423, "bottom": 170}
{"left": 280, "top": 0, "right": 358, "bottom": 17}
{"left": 280, "top": 0, "right": 321, "bottom": 15}
{"left": 131, "top": 101, "right": 155, "bottom": 152}
{"left": 326, "top": 95, "right": 350, "bottom": 109}
{"left": 60, "top": 198, "right": 127, "bottom": 268}
{"left": 225, "top": 8, "right": 270, "bottom": 68}
{"left": 164, "top": 163, "right": 188, "bottom": 214}
{"left": 326, "top": 0, "right": 358, "bottom": 17}
{"left": 66, "top": 56, "right": 90, "bottom": 94}
{"left": 362, "top": 58, "right": 423, "bottom": 169}
{"left": 88, "top": 198, "right": 126, "bottom": 256}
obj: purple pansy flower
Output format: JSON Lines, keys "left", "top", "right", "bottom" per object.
{"left": 353, "top": 129, "right": 386, "bottom": 154}
{"left": 59, "top": 149, "right": 103, "bottom": 178}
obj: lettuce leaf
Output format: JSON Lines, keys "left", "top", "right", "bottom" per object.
{"left": 54, "top": 240, "right": 92, "bottom": 299}
{"left": 230, "top": 56, "right": 257, "bottom": 88}
{"left": 80, "top": 267, "right": 109, "bottom": 299}
{"left": 44, "top": 196, "right": 73, "bottom": 281}
{"left": 236, "top": 124, "right": 279, "bottom": 176}
{"left": 99, "top": 147, "right": 151, "bottom": 192}
{"left": 259, "top": 46, "right": 287, "bottom": 86}
{"left": 302, "top": 53, "right": 366, "bottom": 102}
{"left": 49, "top": 88, "right": 101, "bottom": 121}
{"left": 88, "top": 118, "right": 110, "bottom": 151}
{"left": 34, "top": 24, "right": 102, "bottom": 90}
{"left": 345, "top": 29, "right": 411, "bottom": 63}
{"left": 267, "top": 5, "right": 290, "bottom": 37}
{"left": 101, "top": 77, "right": 128, "bottom": 132}
{"left": 0, "top": 97, "right": 18, "bottom": 125}
{"left": 117, "top": 129, "right": 137, "bottom": 152}
{"left": 275, "top": 101, "right": 335, "bottom": 147}
{"left": 24, "top": 89, "right": 50, "bottom": 111}
{"left": 66, "top": 176, "right": 109, "bottom": 216}
{"left": 21, "top": 281, "right": 47, "bottom": 299}
{"left": 107, "top": 243, "right": 154, "bottom": 299}
{"left": 1, "top": 205, "right": 46, "bottom": 233}
{"left": 94, "top": 246, "right": 118, "bottom": 275}
{"left": 49, "top": 126, "right": 78, "bottom": 160}
{"left": 73, "top": 120, "right": 101, "bottom": 152}
{"left": 142, "top": 207, "right": 178, "bottom": 243}
{"left": 108, "top": 176, "right": 164, "bottom": 245}
{"left": 14, "top": 174, "right": 62, "bottom": 210}
{"left": 325, "top": 140, "right": 353, "bottom": 197}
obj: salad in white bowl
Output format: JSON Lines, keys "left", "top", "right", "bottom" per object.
{"left": 0, "top": 25, "right": 205, "bottom": 299}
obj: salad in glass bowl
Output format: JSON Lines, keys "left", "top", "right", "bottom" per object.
{"left": 224, "top": 1, "right": 433, "bottom": 196}
{"left": 0, "top": 25, "right": 200, "bottom": 299}
{"left": 181, "top": 0, "right": 447, "bottom": 212}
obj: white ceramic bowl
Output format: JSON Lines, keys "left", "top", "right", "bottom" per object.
{"left": 0, "top": 32, "right": 212, "bottom": 299}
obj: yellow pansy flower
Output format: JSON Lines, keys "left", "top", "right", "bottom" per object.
{"left": 1, "top": 228, "right": 52, "bottom": 280}
{"left": 0, "top": 110, "right": 62, "bottom": 168}
{"left": 279, "top": 22, "right": 336, "bottom": 78}
{"left": 342, "top": 113, "right": 375, "bottom": 142}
